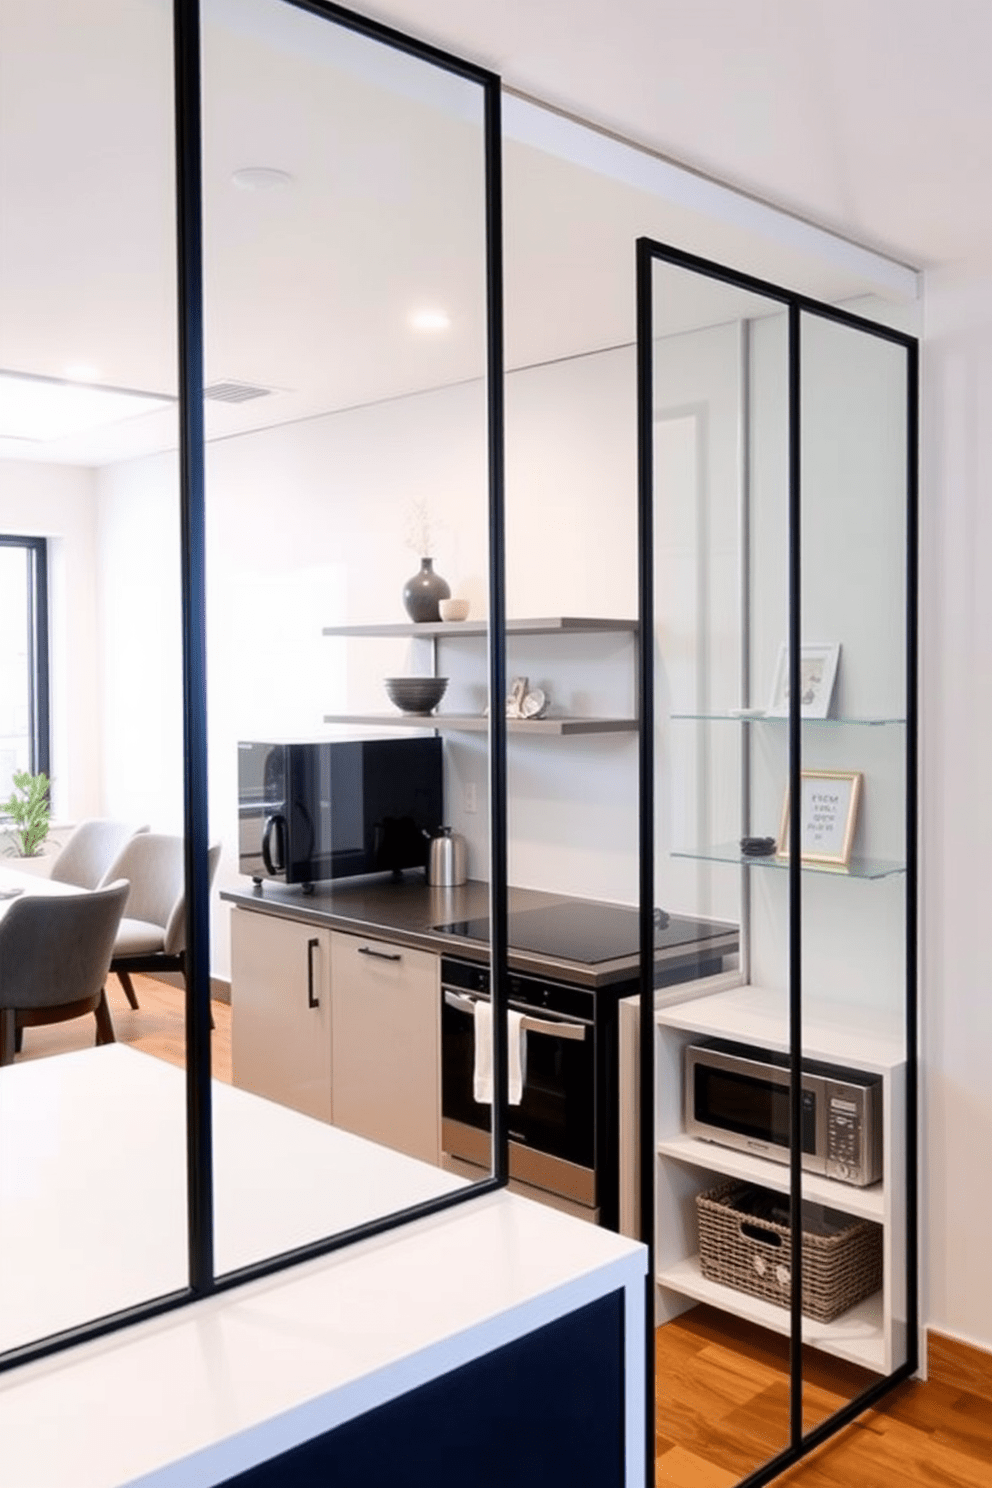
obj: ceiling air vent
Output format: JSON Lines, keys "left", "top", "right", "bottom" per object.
{"left": 204, "top": 380, "right": 273, "bottom": 405}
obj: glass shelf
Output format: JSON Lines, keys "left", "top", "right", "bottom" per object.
{"left": 672, "top": 843, "right": 906, "bottom": 879}
{"left": 670, "top": 712, "right": 906, "bottom": 726}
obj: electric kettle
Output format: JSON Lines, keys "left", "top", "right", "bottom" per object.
{"left": 426, "top": 826, "right": 467, "bottom": 887}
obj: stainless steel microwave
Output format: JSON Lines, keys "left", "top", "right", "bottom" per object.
{"left": 684, "top": 1038, "right": 883, "bottom": 1187}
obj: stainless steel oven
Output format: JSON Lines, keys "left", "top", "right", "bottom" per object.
{"left": 440, "top": 957, "right": 613, "bottom": 1222}
{"left": 437, "top": 907, "right": 737, "bottom": 1231}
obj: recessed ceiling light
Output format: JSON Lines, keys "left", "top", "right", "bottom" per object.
{"left": 231, "top": 167, "right": 295, "bottom": 191}
{"left": 410, "top": 309, "right": 451, "bottom": 332}
{"left": 0, "top": 371, "right": 174, "bottom": 442}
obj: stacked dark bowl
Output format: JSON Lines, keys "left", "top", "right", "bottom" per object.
{"left": 384, "top": 676, "right": 449, "bottom": 715}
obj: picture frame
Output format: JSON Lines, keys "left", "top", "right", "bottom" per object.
{"left": 777, "top": 769, "right": 862, "bottom": 867}
{"left": 767, "top": 642, "right": 841, "bottom": 719}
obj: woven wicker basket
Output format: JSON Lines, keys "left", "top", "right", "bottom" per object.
{"left": 696, "top": 1179, "right": 882, "bottom": 1323}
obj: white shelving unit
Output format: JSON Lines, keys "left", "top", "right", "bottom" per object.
{"left": 654, "top": 984, "right": 907, "bottom": 1375}
{"left": 321, "top": 617, "right": 638, "bottom": 736}
{"left": 655, "top": 1256, "right": 886, "bottom": 1370}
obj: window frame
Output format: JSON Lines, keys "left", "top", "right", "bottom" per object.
{"left": 0, "top": 535, "right": 51, "bottom": 786}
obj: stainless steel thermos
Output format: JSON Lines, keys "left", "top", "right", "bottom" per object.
{"left": 426, "top": 827, "right": 467, "bottom": 887}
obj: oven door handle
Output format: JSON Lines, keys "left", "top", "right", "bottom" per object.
{"left": 442, "top": 988, "right": 588, "bottom": 1042}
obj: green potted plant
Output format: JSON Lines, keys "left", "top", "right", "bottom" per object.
{"left": 1, "top": 770, "right": 52, "bottom": 858}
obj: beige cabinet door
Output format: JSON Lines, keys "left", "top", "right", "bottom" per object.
{"left": 330, "top": 933, "right": 440, "bottom": 1165}
{"left": 231, "top": 908, "right": 332, "bottom": 1123}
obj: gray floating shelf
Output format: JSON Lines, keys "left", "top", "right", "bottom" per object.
{"left": 322, "top": 617, "right": 638, "bottom": 639}
{"left": 322, "top": 713, "right": 638, "bottom": 736}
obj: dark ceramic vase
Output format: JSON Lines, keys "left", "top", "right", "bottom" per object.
{"left": 402, "top": 557, "right": 450, "bottom": 623}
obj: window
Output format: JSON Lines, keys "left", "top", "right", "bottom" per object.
{"left": 0, "top": 536, "right": 50, "bottom": 799}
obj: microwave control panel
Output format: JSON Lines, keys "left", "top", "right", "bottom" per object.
{"left": 823, "top": 1080, "right": 883, "bottom": 1186}
{"left": 825, "top": 1094, "right": 862, "bottom": 1182}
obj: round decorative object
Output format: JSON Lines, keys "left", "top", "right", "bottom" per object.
{"left": 402, "top": 557, "right": 450, "bottom": 623}
{"left": 384, "top": 676, "right": 449, "bottom": 715}
{"left": 438, "top": 597, "right": 470, "bottom": 622}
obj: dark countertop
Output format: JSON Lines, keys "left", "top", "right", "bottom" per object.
{"left": 220, "top": 876, "right": 738, "bottom": 991}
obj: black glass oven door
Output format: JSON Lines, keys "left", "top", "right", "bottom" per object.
{"left": 441, "top": 995, "right": 595, "bottom": 1171}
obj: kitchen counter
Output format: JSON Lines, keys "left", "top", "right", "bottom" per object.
{"left": 1, "top": 1045, "right": 647, "bottom": 1487}
{"left": 220, "top": 875, "right": 738, "bottom": 990}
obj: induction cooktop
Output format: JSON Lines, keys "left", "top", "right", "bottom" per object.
{"left": 432, "top": 902, "right": 733, "bottom": 966}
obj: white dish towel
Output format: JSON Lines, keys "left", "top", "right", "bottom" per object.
{"left": 472, "top": 1001, "right": 527, "bottom": 1105}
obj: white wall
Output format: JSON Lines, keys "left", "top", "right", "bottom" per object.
{"left": 96, "top": 354, "right": 649, "bottom": 980}
{"left": 0, "top": 459, "right": 102, "bottom": 824}
{"left": 96, "top": 453, "right": 184, "bottom": 833}
{"left": 920, "top": 262, "right": 992, "bottom": 1355}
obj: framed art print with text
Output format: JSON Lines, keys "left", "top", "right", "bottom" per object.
{"left": 777, "top": 769, "right": 862, "bottom": 866}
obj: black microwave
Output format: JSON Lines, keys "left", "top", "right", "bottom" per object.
{"left": 238, "top": 737, "right": 443, "bottom": 889}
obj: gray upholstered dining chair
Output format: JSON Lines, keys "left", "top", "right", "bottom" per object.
{"left": 103, "top": 834, "right": 221, "bottom": 1010}
{"left": 49, "top": 819, "right": 148, "bottom": 890}
{"left": 0, "top": 879, "right": 130, "bottom": 1065}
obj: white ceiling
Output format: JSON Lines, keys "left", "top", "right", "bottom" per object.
{"left": 353, "top": 0, "right": 992, "bottom": 270}
{"left": 1, "top": 0, "right": 952, "bottom": 467}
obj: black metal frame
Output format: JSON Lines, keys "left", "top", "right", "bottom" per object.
{"left": 0, "top": 535, "right": 50, "bottom": 783}
{"left": 0, "top": 0, "right": 507, "bottom": 1376}
{"left": 0, "top": 15, "right": 920, "bottom": 1488}
{"left": 636, "top": 236, "right": 919, "bottom": 1487}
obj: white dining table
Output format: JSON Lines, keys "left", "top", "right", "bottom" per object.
{"left": 0, "top": 862, "right": 83, "bottom": 913}
{"left": 0, "top": 863, "right": 97, "bottom": 1067}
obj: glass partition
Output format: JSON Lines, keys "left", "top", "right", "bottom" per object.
{"left": 648, "top": 259, "right": 791, "bottom": 1481}
{"left": 639, "top": 241, "right": 917, "bottom": 1485}
{"left": 0, "top": 0, "right": 503, "bottom": 1372}
{"left": 0, "top": 0, "right": 186, "bottom": 1354}
{"left": 798, "top": 310, "right": 910, "bottom": 1430}
{"left": 198, "top": 0, "right": 497, "bottom": 1275}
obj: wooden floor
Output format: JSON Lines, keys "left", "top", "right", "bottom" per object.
{"left": 656, "top": 1306, "right": 992, "bottom": 1487}
{"left": 14, "top": 973, "right": 232, "bottom": 1083}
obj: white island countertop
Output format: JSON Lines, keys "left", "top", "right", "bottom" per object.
{"left": 0, "top": 1046, "right": 646, "bottom": 1487}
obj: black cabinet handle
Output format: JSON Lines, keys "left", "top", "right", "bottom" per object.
{"left": 357, "top": 945, "right": 402, "bottom": 962}
{"left": 307, "top": 936, "right": 320, "bottom": 1008}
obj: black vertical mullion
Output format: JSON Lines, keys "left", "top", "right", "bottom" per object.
{"left": 787, "top": 303, "right": 803, "bottom": 1452}
{"left": 483, "top": 77, "right": 509, "bottom": 1189}
{"left": 635, "top": 235, "right": 657, "bottom": 1488}
{"left": 904, "top": 340, "right": 920, "bottom": 1372}
{"left": 173, "top": 0, "right": 214, "bottom": 1297}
